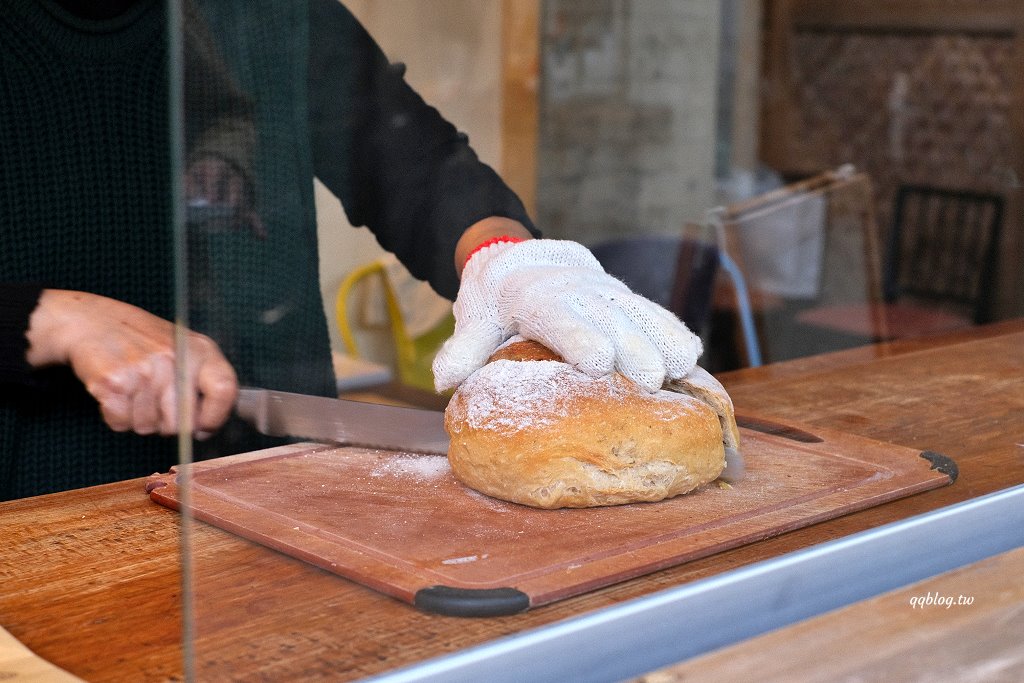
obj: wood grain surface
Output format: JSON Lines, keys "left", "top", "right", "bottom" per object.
{"left": 1, "top": 320, "right": 1022, "bottom": 682}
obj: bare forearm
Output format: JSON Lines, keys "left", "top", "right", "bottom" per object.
{"left": 25, "top": 289, "right": 84, "bottom": 367}
{"left": 454, "top": 217, "right": 534, "bottom": 278}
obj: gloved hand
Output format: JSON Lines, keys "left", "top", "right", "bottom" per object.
{"left": 433, "top": 239, "right": 703, "bottom": 392}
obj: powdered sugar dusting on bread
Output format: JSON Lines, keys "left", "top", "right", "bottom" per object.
{"left": 449, "top": 358, "right": 697, "bottom": 433}
{"left": 452, "top": 360, "right": 584, "bottom": 431}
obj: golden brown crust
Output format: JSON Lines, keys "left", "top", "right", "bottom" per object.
{"left": 665, "top": 367, "right": 741, "bottom": 451}
{"left": 445, "top": 340, "right": 729, "bottom": 509}
{"left": 487, "top": 340, "right": 563, "bottom": 363}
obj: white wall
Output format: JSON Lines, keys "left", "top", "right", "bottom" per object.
{"left": 316, "top": 0, "right": 504, "bottom": 361}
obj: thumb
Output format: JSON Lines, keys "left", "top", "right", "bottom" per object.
{"left": 432, "top": 320, "right": 504, "bottom": 391}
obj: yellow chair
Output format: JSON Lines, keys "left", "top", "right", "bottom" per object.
{"left": 335, "top": 261, "right": 455, "bottom": 393}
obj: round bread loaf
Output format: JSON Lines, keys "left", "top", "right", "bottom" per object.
{"left": 444, "top": 340, "right": 727, "bottom": 508}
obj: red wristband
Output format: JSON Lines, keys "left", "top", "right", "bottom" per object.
{"left": 463, "top": 235, "right": 526, "bottom": 268}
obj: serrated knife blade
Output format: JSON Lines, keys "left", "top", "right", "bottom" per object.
{"left": 235, "top": 387, "right": 450, "bottom": 455}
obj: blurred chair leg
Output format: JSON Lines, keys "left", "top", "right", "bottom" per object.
{"left": 706, "top": 208, "right": 763, "bottom": 368}
{"left": 716, "top": 251, "right": 762, "bottom": 367}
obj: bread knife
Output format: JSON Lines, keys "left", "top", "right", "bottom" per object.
{"left": 235, "top": 387, "right": 450, "bottom": 455}
{"left": 235, "top": 386, "right": 742, "bottom": 485}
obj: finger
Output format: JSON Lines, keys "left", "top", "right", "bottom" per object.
{"left": 179, "top": 376, "right": 199, "bottom": 437}
{"left": 192, "top": 159, "right": 221, "bottom": 201}
{"left": 431, "top": 320, "right": 504, "bottom": 391}
{"left": 150, "top": 354, "right": 179, "bottom": 436}
{"left": 239, "top": 210, "right": 267, "bottom": 239}
{"left": 184, "top": 167, "right": 204, "bottom": 200}
{"left": 98, "top": 394, "right": 132, "bottom": 432}
{"left": 512, "top": 292, "right": 616, "bottom": 379}
{"left": 189, "top": 165, "right": 213, "bottom": 201}
{"left": 99, "top": 402, "right": 132, "bottom": 432}
{"left": 194, "top": 352, "right": 238, "bottom": 434}
{"left": 503, "top": 270, "right": 619, "bottom": 378}
{"left": 89, "top": 370, "right": 140, "bottom": 433}
{"left": 222, "top": 172, "right": 246, "bottom": 207}
{"left": 568, "top": 292, "right": 666, "bottom": 390}
{"left": 158, "top": 384, "right": 179, "bottom": 437}
{"left": 129, "top": 358, "right": 161, "bottom": 435}
{"left": 615, "top": 293, "right": 703, "bottom": 380}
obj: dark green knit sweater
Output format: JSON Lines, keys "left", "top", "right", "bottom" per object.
{"left": 0, "top": 0, "right": 536, "bottom": 499}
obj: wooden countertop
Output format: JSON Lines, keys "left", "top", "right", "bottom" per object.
{"left": 1, "top": 320, "right": 1022, "bottom": 682}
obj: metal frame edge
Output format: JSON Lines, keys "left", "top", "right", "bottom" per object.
{"left": 367, "top": 484, "right": 1024, "bottom": 683}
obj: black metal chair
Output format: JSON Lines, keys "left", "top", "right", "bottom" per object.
{"left": 589, "top": 235, "right": 720, "bottom": 337}
{"left": 883, "top": 185, "right": 1004, "bottom": 325}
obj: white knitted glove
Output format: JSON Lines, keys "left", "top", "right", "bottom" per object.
{"left": 433, "top": 239, "right": 703, "bottom": 392}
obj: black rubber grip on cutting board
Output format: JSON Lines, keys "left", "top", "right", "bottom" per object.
{"left": 920, "top": 450, "right": 959, "bottom": 483}
{"left": 414, "top": 586, "right": 530, "bottom": 617}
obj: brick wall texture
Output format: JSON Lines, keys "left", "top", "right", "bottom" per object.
{"left": 537, "top": 0, "right": 721, "bottom": 244}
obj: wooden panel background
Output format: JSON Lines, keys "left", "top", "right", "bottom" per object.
{"left": 760, "top": 0, "right": 1024, "bottom": 320}
{"left": 501, "top": 0, "right": 540, "bottom": 219}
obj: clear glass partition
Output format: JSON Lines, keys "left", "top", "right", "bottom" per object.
{"left": 173, "top": 1, "right": 525, "bottom": 678}
{"left": 7, "top": 0, "right": 1024, "bottom": 679}
{"left": 167, "top": 1, "right": 1022, "bottom": 679}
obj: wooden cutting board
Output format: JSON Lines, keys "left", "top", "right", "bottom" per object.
{"left": 146, "top": 413, "right": 955, "bottom": 617}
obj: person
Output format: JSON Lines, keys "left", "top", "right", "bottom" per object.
{"left": 0, "top": 0, "right": 702, "bottom": 500}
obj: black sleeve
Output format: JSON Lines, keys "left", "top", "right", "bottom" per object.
{"left": 306, "top": 0, "right": 540, "bottom": 300}
{"left": 183, "top": 0, "right": 256, "bottom": 179}
{"left": 0, "top": 283, "right": 44, "bottom": 385}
